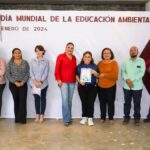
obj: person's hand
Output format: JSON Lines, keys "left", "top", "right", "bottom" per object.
{"left": 57, "top": 80, "right": 63, "bottom": 87}
{"left": 33, "top": 79, "right": 41, "bottom": 88}
{"left": 19, "top": 82, "right": 24, "bottom": 87}
{"left": 15, "top": 82, "right": 21, "bottom": 87}
{"left": 91, "top": 70, "right": 98, "bottom": 76}
{"left": 99, "top": 73, "right": 105, "bottom": 78}
{"left": 126, "top": 79, "right": 134, "bottom": 88}
{"left": 35, "top": 82, "right": 41, "bottom": 88}
{"left": 79, "top": 81, "right": 85, "bottom": 86}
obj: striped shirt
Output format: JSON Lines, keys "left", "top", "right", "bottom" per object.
{"left": 30, "top": 57, "right": 49, "bottom": 89}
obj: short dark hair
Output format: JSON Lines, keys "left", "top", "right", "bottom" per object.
{"left": 11, "top": 48, "right": 22, "bottom": 60}
{"left": 35, "top": 45, "right": 46, "bottom": 55}
{"left": 101, "top": 48, "right": 114, "bottom": 60}
{"left": 80, "top": 51, "right": 95, "bottom": 65}
{"left": 66, "top": 42, "right": 74, "bottom": 48}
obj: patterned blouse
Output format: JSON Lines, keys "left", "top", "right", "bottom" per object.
{"left": 6, "top": 59, "right": 29, "bottom": 84}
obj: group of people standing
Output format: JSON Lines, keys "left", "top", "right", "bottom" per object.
{"left": 0, "top": 45, "right": 49, "bottom": 124}
{"left": 54, "top": 42, "right": 147, "bottom": 127}
{"left": 0, "top": 42, "right": 149, "bottom": 127}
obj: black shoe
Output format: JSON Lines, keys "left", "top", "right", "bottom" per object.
{"left": 21, "top": 121, "right": 26, "bottom": 124}
{"left": 143, "top": 118, "right": 150, "bottom": 123}
{"left": 15, "top": 119, "right": 19, "bottom": 123}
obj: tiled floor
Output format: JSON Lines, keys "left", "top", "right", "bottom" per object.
{"left": 0, "top": 119, "right": 150, "bottom": 150}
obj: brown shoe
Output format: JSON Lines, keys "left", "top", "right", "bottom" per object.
{"left": 134, "top": 120, "right": 140, "bottom": 126}
{"left": 100, "top": 119, "right": 105, "bottom": 123}
{"left": 109, "top": 120, "right": 114, "bottom": 125}
{"left": 122, "top": 119, "right": 129, "bottom": 125}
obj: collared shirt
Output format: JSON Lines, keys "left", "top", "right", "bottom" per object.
{"left": 76, "top": 64, "right": 98, "bottom": 85}
{"left": 0, "top": 56, "right": 7, "bottom": 84}
{"left": 122, "top": 57, "right": 146, "bottom": 90}
{"left": 30, "top": 57, "right": 49, "bottom": 89}
{"left": 55, "top": 53, "right": 76, "bottom": 83}
{"left": 6, "top": 59, "right": 29, "bottom": 84}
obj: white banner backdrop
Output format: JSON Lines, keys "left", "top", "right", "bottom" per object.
{"left": 0, "top": 10, "right": 150, "bottom": 118}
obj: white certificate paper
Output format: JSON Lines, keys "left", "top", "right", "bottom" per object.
{"left": 80, "top": 68, "right": 91, "bottom": 83}
{"left": 32, "top": 87, "right": 41, "bottom": 96}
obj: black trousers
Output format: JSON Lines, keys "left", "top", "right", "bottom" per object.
{"left": 78, "top": 84, "right": 97, "bottom": 118}
{"left": 33, "top": 86, "right": 48, "bottom": 115}
{"left": 9, "top": 82, "right": 27, "bottom": 123}
{"left": 98, "top": 84, "right": 116, "bottom": 120}
{"left": 0, "top": 84, "right": 6, "bottom": 115}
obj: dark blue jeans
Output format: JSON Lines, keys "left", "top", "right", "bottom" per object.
{"left": 146, "top": 107, "right": 150, "bottom": 118}
{"left": 34, "top": 86, "right": 48, "bottom": 115}
{"left": 123, "top": 88, "right": 142, "bottom": 120}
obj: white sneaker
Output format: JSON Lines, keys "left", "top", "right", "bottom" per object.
{"left": 88, "top": 118, "right": 94, "bottom": 126}
{"left": 80, "top": 117, "right": 87, "bottom": 125}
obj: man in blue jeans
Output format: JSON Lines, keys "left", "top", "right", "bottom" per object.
{"left": 122, "top": 46, "right": 146, "bottom": 126}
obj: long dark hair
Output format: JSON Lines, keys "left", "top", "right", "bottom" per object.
{"left": 80, "top": 51, "right": 95, "bottom": 65}
{"left": 101, "top": 48, "right": 114, "bottom": 60}
{"left": 11, "top": 48, "right": 22, "bottom": 60}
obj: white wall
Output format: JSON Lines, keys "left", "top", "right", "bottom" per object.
{"left": 0, "top": 10, "right": 150, "bottom": 118}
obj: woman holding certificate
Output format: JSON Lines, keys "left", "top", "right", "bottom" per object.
{"left": 7, "top": 48, "right": 29, "bottom": 124}
{"left": 30, "top": 45, "right": 49, "bottom": 123}
{"left": 97, "top": 48, "right": 118, "bottom": 125}
{"left": 55, "top": 42, "right": 76, "bottom": 126}
{"left": 76, "top": 51, "right": 98, "bottom": 126}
